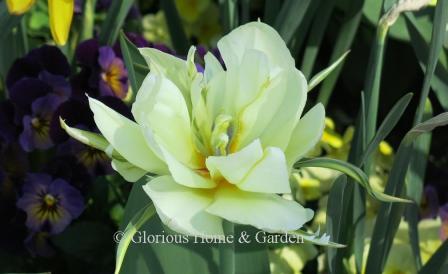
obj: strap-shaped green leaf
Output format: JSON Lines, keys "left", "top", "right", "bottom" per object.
{"left": 115, "top": 202, "right": 156, "bottom": 274}
{"left": 294, "top": 157, "right": 411, "bottom": 203}
{"left": 308, "top": 51, "right": 350, "bottom": 92}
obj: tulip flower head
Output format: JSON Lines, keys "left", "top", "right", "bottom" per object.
{"left": 6, "top": 0, "right": 74, "bottom": 45}
{"left": 62, "top": 21, "right": 326, "bottom": 237}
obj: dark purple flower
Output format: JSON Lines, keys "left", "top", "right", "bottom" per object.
{"left": 6, "top": 45, "right": 70, "bottom": 89}
{"left": 25, "top": 231, "right": 55, "bottom": 257}
{"left": 19, "top": 95, "right": 61, "bottom": 152}
{"left": 420, "top": 186, "right": 440, "bottom": 219}
{"left": 44, "top": 155, "right": 92, "bottom": 193}
{"left": 439, "top": 203, "right": 448, "bottom": 241}
{"left": 16, "top": 173, "right": 84, "bottom": 234}
{"left": 0, "top": 101, "right": 19, "bottom": 143}
{"left": 74, "top": 39, "right": 129, "bottom": 99}
{"left": 98, "top": 47, "right": 129, "bottom": 99}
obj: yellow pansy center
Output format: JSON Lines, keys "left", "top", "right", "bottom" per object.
{"left": 44, "top": 194, "right": 57, "bottom": 207}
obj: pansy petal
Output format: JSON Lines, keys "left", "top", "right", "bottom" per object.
{"left": 132, "top": 73, "right": 202, "bottom": 168}
{"left": 111, "top": 159, "right": 147, "bottom": 182}
{"left": 48, "top": 0, "right": 74, "bottom": 45}
{"left": 6, "top": 0, "right": 35, "bottom": 15}
{"left": 285, "top": 104, "right": 325, "bottom": 168}
{"left": 143, "top": 176, "right": 223, "bottom": 237}
{"left": 88, "top": 97, "right": 167, "bottom": 174}
{"left": 206, "top": 186, "right": 313, "bottom": 232}
{"left": 238, "top": 147, "right": 291, "bottom": 194}
{"left": 217, "top": 21, "right": 295, "bottom": 70}
{"left": 158, "top": 145, "right": 216, "bottom": 189}
{"left": 205, "top": 139, "right": 263, "bottom": 183}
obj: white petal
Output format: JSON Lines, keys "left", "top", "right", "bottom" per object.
{"left": 285, "top": 104, "right": 326, "bottom": 168}
{"left": 111, "top": 159, "right": 147, "bottom": 182}
{"left": 204, "top": 52, "right": 224, "bottom": 81}
{"left": 233, "top": 68, "right": 307, "bottom": 151}
{"left": 217, "top": 21, "right": 295, "bottom": 70}
{"left": 205, "top": 139, "right": 263, "bottom": 183}
{"left": 132, "top": 73, "right": 202, "bottom": 168}
{"left": 238, "top": 147, "right": 291, "bottom": 194}
{"left": 158, "top": 144, "right": 216, "bottom": 189}
{"left": 139, "top": 46, "right": 196, "bottom": 106}
{"left": 143, "top": 176, "right": 223, "bottom": 237}
{"left": 206, "top": 187, "right": 313, "bottom": 232}
{"left": 88, "top": 97, "right": 167, "bottom": 174}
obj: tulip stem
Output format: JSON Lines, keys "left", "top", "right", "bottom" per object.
{"left": 219, "top": 221, "right": 235, "bottom": 274}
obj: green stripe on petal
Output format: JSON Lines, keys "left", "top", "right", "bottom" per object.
{"left": 238, "top": 147, "right": 291, "bottom": 194}
{"left": 206, "top": 186, "right": 313, "bottom": 233}
{"left": 88, "top": 97, "right": 167, "bottom": 174}
{"left": 143, "top": 175, "right": 223, "bottom": 237}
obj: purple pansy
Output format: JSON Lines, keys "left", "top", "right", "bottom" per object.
{"left": 16, "top": 173, "right": 84, "bottom": 234}
{"left": 73, "top": 39, "right": 129, "bottom": 99}
{"left": 19, "top": 95, "right": 61, "bottom": 152}
{"left": 98, "top": 47, "right": 129, "bottom": 99}
{"left": 420, "top": 186, "right": 440, "bottom": 219}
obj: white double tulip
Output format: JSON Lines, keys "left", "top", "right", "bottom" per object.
{"left": 62, "top": 21, "right": 326, "bottom": 238}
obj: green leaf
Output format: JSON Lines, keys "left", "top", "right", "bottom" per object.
{"left": 308, "top": 51, "right": 350, "bottom": 92}
{"left": 359, "top": 93, "right": 413, "bottom": 166}
{"left": 365, "top": 112, "right": 448, "bottom": 274}
{"left": 290, "top": 227, "right": 346, "bottom": 248}
{"left": 219, "top": 220, "right": 235, "bottom": 274}
{"left": 300, "top": 1, "right": 335, "bottom": 78}
{"left": 317, "top": 0, "right": 364, "bottom": 106}
{"left": 115, "top": 202, "right": 156, "bottom": 274}
{"left": 405, "top": 13, "right": 448, "bottom": 111}
{"left": 219, "top": 0, "right": 239, "bottom": 33}
{"left": 0, "top": 2, "right": 22, "bottom": 40}
{"left": 98, "top": 0, "right": 134, "bottom": 45}
{"left": 326, "top": 175, "right": 353, "bottom": 272}
{"left": 273, "top": 0, "right": 313, "bottom": 44}
{"left": 118, "top": 179, "right": 218, "bottom": 274}
{"left": 119, "top": 31, "right": 148, "bottom": 101}
{"left": 419, "top": 240, "right": 448, "bottom": 274}
{"left": 412, "top": 0, "right": 448, "bottom": 124}
{"left": 160, "top": 0, "right": 189, "bottom": 55}
{"left": 294, "top": 157, "right": 411, "bottom": 203}
{"left": 263, "top": 0, "right": 281, "bottom": 25}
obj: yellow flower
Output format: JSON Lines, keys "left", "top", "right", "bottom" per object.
{"left": 6, "top": 0, "right": 74, "bottom": 45}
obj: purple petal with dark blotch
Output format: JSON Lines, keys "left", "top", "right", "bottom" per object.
{"left": 49, "top": 178, "right": 84, "bottom": 219}
{"left": 98, "top": 46, "right": 116, "bottom": 70}
{"left": 9, "top": 78, "right": 52, "bottom": 112}
{"left": 27, "top": 45, "right": 70, "bottom": 77}
{"left": 39, "top": 71, "right": 72, "bottom": 100}
{"left": 6, "top": 57, "right": 41, "bottom": 89}
{"left": 76, "top": 39, "right": 100, "bottom": 66}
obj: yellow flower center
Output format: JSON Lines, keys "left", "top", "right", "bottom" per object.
{"left": 44, "top": 194, "right": 57, "bottom": 207}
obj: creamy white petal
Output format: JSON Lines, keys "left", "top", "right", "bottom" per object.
{"left": 206, "top": 187, "right": 314, "bottom": 232}
{"left": 285, "top": 104, "right": 326, "bottom": 168}
{"left": 111, "top": 159, "right": 147, "bottom": 182}
{"left": 238, "top": 147, "right": 291, "bottom": 194}
{"left": 204, "top": 52, "right": 224, "bottom": 81}
{"left": 139, "top": 47, "right": 188, "bottom": 93}
{"left": 217, "top": 21, "right": 295, "bottom": 70}
{"left": 205, "top": 139, "right": 263, "bottom": 183}
{"left": 258, "top": 69, "right": 308, "bottom": 149}
{"left": 143, "top": 176, "right": 223, "bottom": 237}
{"left": 158, "top": 144, "right": 216, "bottom": 189}
{"left": 232, "top": 68, "right": 306, "bottom": 151}
{"left": 88, "top": 97, "right": 167, "bottom": 174}
{"left": 132, "top": 73, "right": 201, "bottom": 168}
